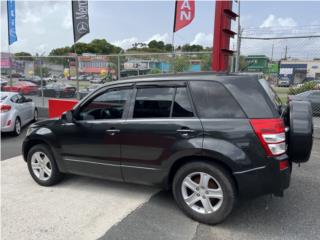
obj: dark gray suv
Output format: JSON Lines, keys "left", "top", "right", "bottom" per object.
{"left": 23, "top": 73, "right": 313, "bottom": 224}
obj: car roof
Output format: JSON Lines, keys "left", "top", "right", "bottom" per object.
{"left": 102, "top": 72, "right": 260, "bottom": 87}
{"left": 0, "top": 92, "right": 18, "bottom": 97}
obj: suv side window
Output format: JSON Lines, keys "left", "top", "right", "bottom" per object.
{"left": 133, "top": 87, "right": 174, "bottom": 118}
{"left": 172, "top": 87, "right": 194, "bottom": 117}
{"left": 189, "top": 81, "right": 245, "bottom": 118}
{"left": 77, "top": 88, "right": 130, "bottom": 120}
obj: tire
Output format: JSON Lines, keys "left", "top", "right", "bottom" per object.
{"left": 13, "top": 117, "right": 21, "bottom": 136}
{"left": 33, "top": 108, "right": 38, "bottom": 122}
{"left": 172, "top": 161, "right": 236, "bottom": 225}
{"left": 287, "top": 100, "right": 313, "bottom": 163}
{"left": 27, "top": 144, "right": 63, "bottom": 186}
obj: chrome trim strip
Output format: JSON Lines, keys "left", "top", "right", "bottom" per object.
{"left": 125, "top": 118, "right": 199, "bottom": 122}
{"left": 233, "top": 166, "right": 266, "bottom": 175}
{"left": 64, "top": 158, "right": 159, "bottom": 171}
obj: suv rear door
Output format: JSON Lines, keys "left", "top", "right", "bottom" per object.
{"left": 120, "top": 81, "right": 203, "bottom": 185}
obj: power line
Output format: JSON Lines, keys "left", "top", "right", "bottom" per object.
{"left": 241, "top": 35, "right": 320, "bottom": 40}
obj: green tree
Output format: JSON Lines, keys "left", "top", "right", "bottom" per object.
{"left": 181, "top": 44, "right": 204, "bottom": 52}
{"left": 14, "top": 52, "right": 32, "bottom": 57}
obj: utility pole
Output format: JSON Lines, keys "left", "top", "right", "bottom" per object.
{"left": 284, "top": 45, "right": 288, "bottom": 60}
{"left": 235, "top": 0, "right": 241, "bottom": 72}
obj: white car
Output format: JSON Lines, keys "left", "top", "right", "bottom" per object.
{"left": 1, "top": 92, "right": 38, "bottom": 135}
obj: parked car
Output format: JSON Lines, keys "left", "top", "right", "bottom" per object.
{"left": 22, "top": 76, "right": 47, "bottom": 86}
{"left": 79, "top": 84, "right": 103, "bottom": 99}
{"left": 38, "top": 82, "right": 76, "bottom": 98}
{"left": 90, "top": 77, "right": 105, "bottom": 84}
{"left": 0, "top": 77, "right": 8, "bottom": 90}
{"left": 23, "top": 73, "right": 313, "bottom": 225}
{"left": 288, "top": 90, "right": 320, "bottom": 115}
{"left": 2, "top": 81, "right": 38, "bottom": 95}
{"left": 1, "top": 92, "right": 38, "bottom": 135}
{"left": 278, "top": 76, "right": 290, "bottom": 87}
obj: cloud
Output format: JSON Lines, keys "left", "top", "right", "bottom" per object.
{"left": 112, "top": 37, "right": 139, "bottom": 49}
{"left": 145, "top": 33, "right": 169, "bottom": 43}
{"left": 62, "top": 13, "right": 72, "bottom": 29}
{"left": 260, "top": 14, "right": 297, "bottom": 28}
{"left": 191, "top": 32, "right": 213, "bottom": 46}
{"left": 21, "top": 11, "right": 41, "bottom": 24}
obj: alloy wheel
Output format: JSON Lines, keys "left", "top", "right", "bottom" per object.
{"left": 15, "top": 119, "right": 21, "bottom": 135}
{"left": 181, "top": 172, "right": 223, "bottom": 214}
{"left": 31, "top": 151, "right": 52, "bottom": 181}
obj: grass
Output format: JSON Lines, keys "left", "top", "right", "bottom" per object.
{"left": 273, "top": 87, "right": 290, "bottom": 94}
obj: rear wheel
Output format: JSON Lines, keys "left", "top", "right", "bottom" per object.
{"left": 172, "top": 161, "right": 236, "bottom": 225}
{"left": 13, "top": 118, "right": 21, "bottom": 136}
{"left": 27, "top": 144, "right": 63, "bottom": 186}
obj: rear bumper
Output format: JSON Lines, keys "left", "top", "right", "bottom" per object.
{"left": 234, "top": 155, "right": 291, "bottom": 198}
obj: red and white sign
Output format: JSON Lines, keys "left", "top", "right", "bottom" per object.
{"left": 174, "top": 0, "right": 195, "bottom": 32}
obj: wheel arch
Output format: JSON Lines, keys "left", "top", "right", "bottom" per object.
{"left": 166, "top": 155, "right": 238, "bottom": 194}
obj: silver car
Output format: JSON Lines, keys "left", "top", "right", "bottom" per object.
{"left": 1, "top": 92, "right": 38, "bottom": 135}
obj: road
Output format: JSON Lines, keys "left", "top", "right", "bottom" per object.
{"left": 1, "top": 131, "right": 320, "bottom": 239}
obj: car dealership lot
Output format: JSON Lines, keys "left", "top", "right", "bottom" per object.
{"left": 1, "top": 138, "right": 320, "bottom": 240}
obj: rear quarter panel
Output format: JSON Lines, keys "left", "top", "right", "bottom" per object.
{"left": 201, "top": 119, "right": 268, "bottom": 172}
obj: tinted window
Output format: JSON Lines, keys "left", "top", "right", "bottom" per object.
{"left": 190, "top": 81, "right": 245, "bottom": 118}
{"left": 172, "top": 87, "right": 194, "bottom": 117}
{"left": 259, "top": 79, "right": 282, "bottom": 106}
{"left": 133, "top": 87, "right": 174, "bottom": 118}
{"left": 78, "top": 88, "right": 130, "bottom": 120}
{"left": 10, "top": 95, "right": 19, "bottom": 103}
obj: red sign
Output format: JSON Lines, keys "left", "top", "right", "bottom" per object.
{"left": 174, "top": 0, "right": 195, "bottom": 32}
{"left": 48, "top": 99, "right": 78, "bottom": 118}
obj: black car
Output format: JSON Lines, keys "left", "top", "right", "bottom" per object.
{"left": 22, "top": 73, "right": 313, "bottom": 224}
{"left": 38, "top": 83, "right": 76, "bottom": 98}
{"left": 288, "top": 90, "right": 320, "bottom": 116}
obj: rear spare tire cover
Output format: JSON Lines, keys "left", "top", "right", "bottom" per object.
{"left": 288, "top": 100, "right": 313, "bottom": 163}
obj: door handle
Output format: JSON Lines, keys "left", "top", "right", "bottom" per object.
{"left": 176, "top": 129, "right": 195, "bottom": 133}
{"left": 176, "top": 128, "right": 195, "bottom": 137}
{"left": 106, "top": 129, "right": 120, "bottom": 136}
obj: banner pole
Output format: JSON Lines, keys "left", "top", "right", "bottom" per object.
{"left": 171, "top": 32, "right": 176, "bottom": 73}
{"left": 7, "top": 0, "right": 13, "bottom": 87}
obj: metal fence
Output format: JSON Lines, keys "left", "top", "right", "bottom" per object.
{"left": 237, "top": 34, "right": 320, "bottom": 138}
{"left": 1, "top": 49, "right": 319, "bottom": 137}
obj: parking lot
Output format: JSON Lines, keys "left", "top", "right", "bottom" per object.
{"left": 1, "top": 125, "right": 320, "bottom": 240}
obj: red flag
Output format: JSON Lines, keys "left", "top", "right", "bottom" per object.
{"left": 173, "top": 0, "right": 195, "bottom": 32}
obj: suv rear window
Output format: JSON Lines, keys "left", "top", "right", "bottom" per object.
{"left": 259, "top": 79, "right": 282, "bottom": 108}
{"left": 189, "top": 81, "right": 245, "bottom": 118}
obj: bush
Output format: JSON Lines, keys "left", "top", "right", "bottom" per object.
{"left": 289, "top": 81, "right": 317, "bottom": 95}
{"left": 150, "top": 68, "right": 162, "bottom": 74}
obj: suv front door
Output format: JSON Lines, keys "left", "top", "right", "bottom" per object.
{"left": 120, "top": 82, "right": 203, "bottom": 185}
{"left": 58, "top": 86, "right": 133, "bottom": 181}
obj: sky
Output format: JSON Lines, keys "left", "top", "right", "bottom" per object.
{"left": 1, "top": 0, "right": 320, "bottom": 59}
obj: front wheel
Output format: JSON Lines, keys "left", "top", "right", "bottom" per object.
{"left": 172, "top": 161, "right": 236, "bottom": 225}
{"left": 27, "top": 144, "right": 63, "bottom": 186}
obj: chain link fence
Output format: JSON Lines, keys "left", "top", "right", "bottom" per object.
{"left": 237, "top": 35, "right": 320, "bottom": 138}
{"left": 0, "top": 52, "right": 211, "bottom": 108}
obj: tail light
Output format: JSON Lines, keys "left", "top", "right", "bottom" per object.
{"left": 0, "top": 104, "right": 12, "bottom": 113}
{"left": 250, "top": 118, "right": 286, "bottom": 156}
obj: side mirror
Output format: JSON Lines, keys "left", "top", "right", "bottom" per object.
{"left": 61, "top": 110, "right": 74, "bottom": 123}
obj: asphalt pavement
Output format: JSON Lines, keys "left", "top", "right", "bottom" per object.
{"left": 1, "top": 134, "right": 320, "bottom": 240}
